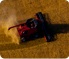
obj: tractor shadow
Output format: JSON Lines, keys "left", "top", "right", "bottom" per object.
{"left": 0, "top": 13, "right": 69, "bottom": 51}
{"left": 44, "top": 13, "right": 69, "bottom": 41}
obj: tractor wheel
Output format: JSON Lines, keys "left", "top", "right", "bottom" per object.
{"left": 44, "top": 35, "right": 52, "bottom": 42}
{"left": 36, "top": 12, "right": 45, "bottom": 22}
{"left": 21, "top": 37, "right": 26, "bottom": 42}
{"left": 36, "top": 12, "right": 52, "bottom": 42}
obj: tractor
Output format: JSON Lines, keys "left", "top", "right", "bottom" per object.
{"left": 8, "top": 12, "right": 53, "bottom": 43}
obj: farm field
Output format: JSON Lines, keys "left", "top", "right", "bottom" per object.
{"left": 0, "top": 0, "right": 69, "bottom": 58}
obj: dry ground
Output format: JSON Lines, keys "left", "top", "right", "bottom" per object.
{"left": 0, "top": 0, "right": 69, "bottom": 58}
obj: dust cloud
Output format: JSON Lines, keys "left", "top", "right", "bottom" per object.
{"left": 0, "top": 9, "right": 20, "bottom": 44}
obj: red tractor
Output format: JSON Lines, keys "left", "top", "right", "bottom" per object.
{"left": 8, "top": 12, "right": 53, "bottom": 42}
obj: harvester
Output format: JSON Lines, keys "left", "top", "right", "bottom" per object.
{"left": 8, "top": 12, "right": 53, "bottom": 43}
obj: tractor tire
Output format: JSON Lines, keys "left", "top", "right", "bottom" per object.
{"left": 36, "top": 12, "right": 52, "bottom": 42}
{"left": 36, "top": 12, "right": 45, "bottom": 22}
{"left": 21, "top": 37, "right": 26, "bottom": 42}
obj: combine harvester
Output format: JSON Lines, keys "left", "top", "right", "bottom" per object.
{"left": 8, "top": 12, "right": 53, "bottom": 43}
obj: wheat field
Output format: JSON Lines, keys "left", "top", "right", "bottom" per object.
{"left": 0, "top": 0, "right": 69, "bottom": 58}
